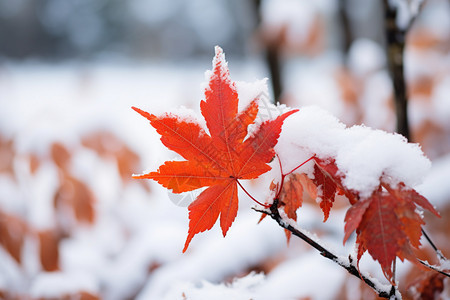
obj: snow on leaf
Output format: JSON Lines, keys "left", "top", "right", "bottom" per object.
{"left": 133, "top": 46, "right": 297, "bottom": 252}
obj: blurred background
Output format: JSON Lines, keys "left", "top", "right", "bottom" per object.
{"left": 0, "top": 0, "right": 449, "bottom": 299}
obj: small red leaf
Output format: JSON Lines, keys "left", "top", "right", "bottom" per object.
{"left": 312, "top": 163, "right": 338, "bottom": 221}
{"left": 279, "top": 173, "right": 304, "bottom": 243}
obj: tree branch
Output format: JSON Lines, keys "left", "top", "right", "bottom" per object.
{"left": 418, "top": 260, "right": 450, "bottom": 278}
{"left": 421, "top": 228, "right": 447, "bottom": 261}
{"left": 253, "top": 199, "right": 398, "bottom": 299}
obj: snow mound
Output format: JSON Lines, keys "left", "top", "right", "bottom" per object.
{"left": 277, "top": 106, "right": 430, "bottom": 198}
{"left": 164, "top": 272, "right": 265, "bottom": 300}
{"left": 30, "top": 271, "right": 98, "bottom": 298}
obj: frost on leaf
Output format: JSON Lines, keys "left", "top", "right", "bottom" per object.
{"left": 132, "top": 46, "right": 297, "bottom": 252}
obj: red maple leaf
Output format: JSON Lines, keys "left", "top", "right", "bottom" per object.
{"left": 311, "top": 158, "right": 358, "bottom": 221}
{"left": 344, "top": 183, "right": 440, "bottom": 282}
{"left": 312, "top": 162, "right": 338, "bottom": 221}
{"left": 133, "top": 46, "right": 297, "bottom": 252}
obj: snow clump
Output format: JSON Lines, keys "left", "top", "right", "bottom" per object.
{"left": 276, "top": 105, "right": 430, "bottom": 199}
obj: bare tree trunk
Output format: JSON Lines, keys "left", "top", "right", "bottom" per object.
{"left": 252, "top": 0, "right": 283, "bottom": 104}
{"left": 382, "top": 0, "right": 410, "bottom": 140}
{"left": 339, "top": 0, "right": 353, "bottom": 65}
{"left": 265, "top": 45, "right": 283, "bottom": 103}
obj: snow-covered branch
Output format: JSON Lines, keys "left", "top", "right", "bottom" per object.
{"left": 253, "top": 199, "right": 397, "bottom": 299}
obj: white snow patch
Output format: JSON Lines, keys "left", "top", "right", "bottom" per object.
{"left": 27, "top": 163, "right": 60, "bottom": 230}
{"left": 136, "top": 212, "right": 286, "bottom": 299}
{"left": 431, "top": 75, "right": 450, "bottom": 127}
{"left": 30, "top": 271, "right": 99, "bottom": 297}
{"left": 261, "top": 0, "right": 317, "bottom": 46}
{"left": 416, "top": 153, "right": 450, "bottom": 207}
{"left": 348, "top": 39, "right": 386, "bottom": 77}
{"left": 277, "top": 106, "right": 430, "bottom": 198}
{"left": 287, "top": 66, "right": 347, "bottom": 123}
{"left": 0, "top": 247, "right": 26, "bottom": 293}
{"left": 359, "top": 71, "right": 395, "bottom": 131}
{"left": 164, "top": 272, "right": 265, "bottom": 300}
{"left": 235, "top": 78, "right": 268, "bottom": 112}
{"left": 259, "top": 251, "right": 346, "bottom": 299}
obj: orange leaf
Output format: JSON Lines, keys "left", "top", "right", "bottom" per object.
{"left": 261, "top": 173, "right": 311, "bottom": 243}
{"left": 133, "top": 47, "right": 297, "bottom": 252}
{"left": 279, "top": 173, "right": 304, "bottom": 243}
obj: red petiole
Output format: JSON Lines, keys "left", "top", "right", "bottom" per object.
{"left": 275, "top": 154, "right": 316, "bottom": 200}
{"left": 237, "top": 155, "right": 316, "bottom": 208}
{"left": 237, "top": 180, "right": 271, "bottom": 208}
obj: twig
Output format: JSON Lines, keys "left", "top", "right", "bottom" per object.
{"left": 254, "top": 199, "right": 397, "bottom": 299}
{"left": 419, "top": 229, "right": 450, "bottom": 276}
{"left": 422, "top": 228, "right": 447, "bottom": 261}
{"left": 418, "top": 260, "right": 450, "bottom": 278}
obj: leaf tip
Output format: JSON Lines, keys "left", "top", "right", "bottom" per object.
{"left": 343, "top": 231, "right": 352, "bottom": 245}
{"left": 132, "top": 106, "right": 154, "bottom": 122}
{"left": 131, "top": 106, "right": 141, "bottom": 114}
{"left": 212, "top": 45, "right": 229, "bottom": 76}
{"left": 214, "top": 45, "right": 224, "bottom": 58}
{"left": 131, "top": 172, "right": 152, "bottom": 180}
{"left": 183, "top": 233, "right": 194, "bottom": 253}
{"left": 281, "top": 108, "right": 299, "bottom": 119}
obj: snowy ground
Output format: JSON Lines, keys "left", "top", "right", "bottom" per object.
{"left": 0, "top": 50, "right": 449, "bottom": 299}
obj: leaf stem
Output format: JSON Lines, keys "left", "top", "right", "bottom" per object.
{"left": 274, "top": 155, "right": 285, "bottom": 200}
{"left": 285, "top": 155, "right": 316, "bottom": 176}
{"left": 237, "top": 180, "right": 271, "bottom": 208}
{"left": 274, "top": 154, "right": 316, "bottom": 200}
